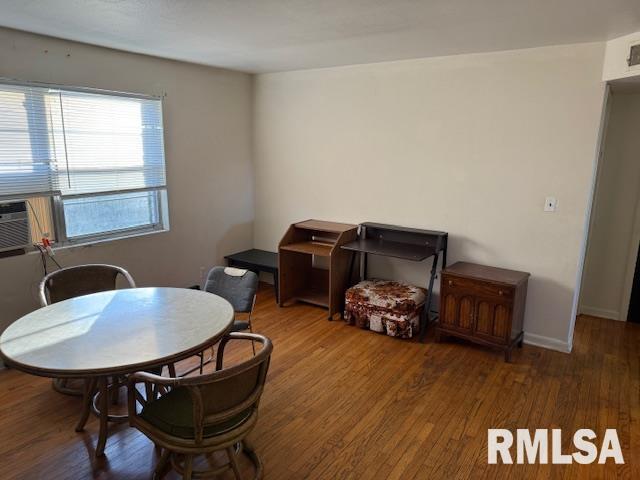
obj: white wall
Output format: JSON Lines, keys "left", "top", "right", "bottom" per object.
{"left": 253, "top": 43, "right": 607, "bottom": 352}
{"left": 0, "top": 28, "right": 254, "bottom": 332}
{"left": 580, "top": 92, "right": 640, "bottom": 320}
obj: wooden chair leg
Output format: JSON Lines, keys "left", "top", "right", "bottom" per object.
{"left": 111, "top": 376, "right": 120, "bottom": 405}
{"left": 227, "top": 446, "right": 243, "bottom": 480}
{"left": 153, "top": 448, "right": 171, "bottom": 480}
{"left": 52, "top": 377, "right": 84, "bottom": 396}
{"left": 249, "top": 314, "right": 256, "bottom": 356}
{"left": 243, "top": 439, "right": 263, "bottom": 480}
{"left": 183, "top": 454, "right": 193, "bottom": 480}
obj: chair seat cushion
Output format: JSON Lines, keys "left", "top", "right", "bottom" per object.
{"left": 140, "top": 387, "right": 253, "bottom": 439}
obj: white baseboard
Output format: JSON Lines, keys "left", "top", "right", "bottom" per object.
{"left": 523, "top": 332, "right": 571, "bottom": 353}
{"left": 578, "top": 305, "right": 621, "bottom": 321}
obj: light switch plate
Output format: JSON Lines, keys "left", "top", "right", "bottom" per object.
{"left": 544, "top": 197, "right": 557, "bottom": 212}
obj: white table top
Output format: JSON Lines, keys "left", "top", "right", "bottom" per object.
{"left": 0, "top": 287, "right": 234, "bottom": 377}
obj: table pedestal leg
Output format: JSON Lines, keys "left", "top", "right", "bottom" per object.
{"left": 96, "top": 376, "right": 109, "bottom": 457}
{"left": 75, "top": 378, "right": 96, "bottom": 432}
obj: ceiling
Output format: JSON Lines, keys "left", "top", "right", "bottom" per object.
{"left": 0, "top": 0, "right": 639, "bottom": 73}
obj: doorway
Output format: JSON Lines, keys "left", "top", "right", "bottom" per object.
{"left": 627, "top": 245, "right": 640, "bottom": 323}
{"left": 579, "top": 82, "right": 640, "bottom": 323}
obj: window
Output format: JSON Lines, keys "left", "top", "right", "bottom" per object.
{"left": 0, "top": 81, "right": 169, "bottom": 246}
{"left": 62, "top": 190, "right": 161, "bottom": 239}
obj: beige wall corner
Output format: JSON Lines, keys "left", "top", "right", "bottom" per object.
{"left": 0, "top": 27, "right": 254, "bottom": 332}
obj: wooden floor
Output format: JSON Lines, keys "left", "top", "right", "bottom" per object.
{"left": 0, "top": 284, "right": 638, "bottom": 479}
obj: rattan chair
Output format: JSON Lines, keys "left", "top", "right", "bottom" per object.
{"left": 127, "top": 332, "right": 272, "bottom": 480}
{"left": 39, "top": 264, "right": 136, "bottom": 395}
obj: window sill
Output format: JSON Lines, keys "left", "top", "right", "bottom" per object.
{"left": 20, "top": 226, "right": 170, "bottom": 257}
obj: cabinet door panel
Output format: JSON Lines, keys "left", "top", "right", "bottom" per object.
{"left": 441, "top": 293, "right": 458, "bottom": 328}
{"left": 474, "top": 298, "right": 510, "bottom": 344}
{"left": 458, "top": 295, "right": 475, "bottom": 332}
{"left": 440, "top": 292, "right": 474, "bottom": 333}
{"left": 475, "top": 300, "right": 494, "bottom": 336}
{"left": 493, "top": 303, "right": 511, "bottom": 339}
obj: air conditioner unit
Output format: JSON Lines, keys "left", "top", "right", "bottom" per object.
{"left": 0, "top": 201, "right": 31, "bottom": 252}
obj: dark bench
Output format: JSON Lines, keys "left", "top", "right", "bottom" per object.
{"left": 224, "top": 249, "right": 278, "bottom": 300}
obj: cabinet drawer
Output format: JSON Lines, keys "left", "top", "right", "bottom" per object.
{"left": 442, "top": 275, "right": 514, "bottom": 301}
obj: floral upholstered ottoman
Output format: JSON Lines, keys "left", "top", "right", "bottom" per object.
{"left": 344, "top": 279, "right": 426, "bottom": 339}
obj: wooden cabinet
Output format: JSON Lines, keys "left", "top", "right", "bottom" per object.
{"left": 436, "top": 262, "right": 529, "bottom": 362}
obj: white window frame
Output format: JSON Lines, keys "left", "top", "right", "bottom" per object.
{"left": 0, "top": 78, "right": 170, "bottom": 248}
{"left": 52, "top": 189, "right": 170, "bottom": 247}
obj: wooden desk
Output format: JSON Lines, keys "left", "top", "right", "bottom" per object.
{"left": 278, "top": 219, "right": 357, "bottom": 318}
{"left": 341, "top": 222, "right": 448, "bottom": 341}
{"left": 0, "top": 287, "right": 234, "bottom": 457}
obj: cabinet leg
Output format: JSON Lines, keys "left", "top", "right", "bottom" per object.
{"left": 517, "top": 338, "right": 524, "bottom": 348}
{"left": 504, "top": 348, "right": 512, "bottom": 363}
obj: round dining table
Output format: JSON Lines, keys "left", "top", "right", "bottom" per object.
{"left": 0, "top": 287, "right": 235, "bottom": 457}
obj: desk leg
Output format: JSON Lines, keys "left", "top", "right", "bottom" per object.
{"left": 347, "top": 252, "right": 356, "bottom": 286}
{"left": 96, "top": 376, "right": 109, "bottom": 457}
{"left": 273, "top": 271, "right": 279, "bottom": 302}
{"left": 359, "top": 252, "right": 368, "bottom": 282}
{"left": 419, "top": 252, "right": 440, "bottom": 343}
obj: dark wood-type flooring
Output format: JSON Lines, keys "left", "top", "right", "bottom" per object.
{"left": 0, "top": 284, "right": 638, "bottom": 479}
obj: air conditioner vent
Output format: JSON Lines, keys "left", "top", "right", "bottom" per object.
{"left": 0, "top": 201, "right": 31, "bottom": 252}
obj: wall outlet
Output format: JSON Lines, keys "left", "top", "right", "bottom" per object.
{"left": 544, "top": 197, "right": 557, "bottom": 212}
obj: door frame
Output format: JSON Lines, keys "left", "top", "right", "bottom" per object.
{"left": 570, "top": 84, "right": 612, "bottom": 348}
{"left": 577, "top": 85, "right": 612, "bottom": 317}
{"left": 577, "top": 85, "right": 640, "bottom": 324}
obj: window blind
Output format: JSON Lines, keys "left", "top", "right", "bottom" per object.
{"left": 0, "top": 83, "right": 62, "bottom": 198}
{"left": 58, "top": 90, "right": 166, "bottom": 195}
{"left": 0, "top": 82, "right": 166, "bottom": 199}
